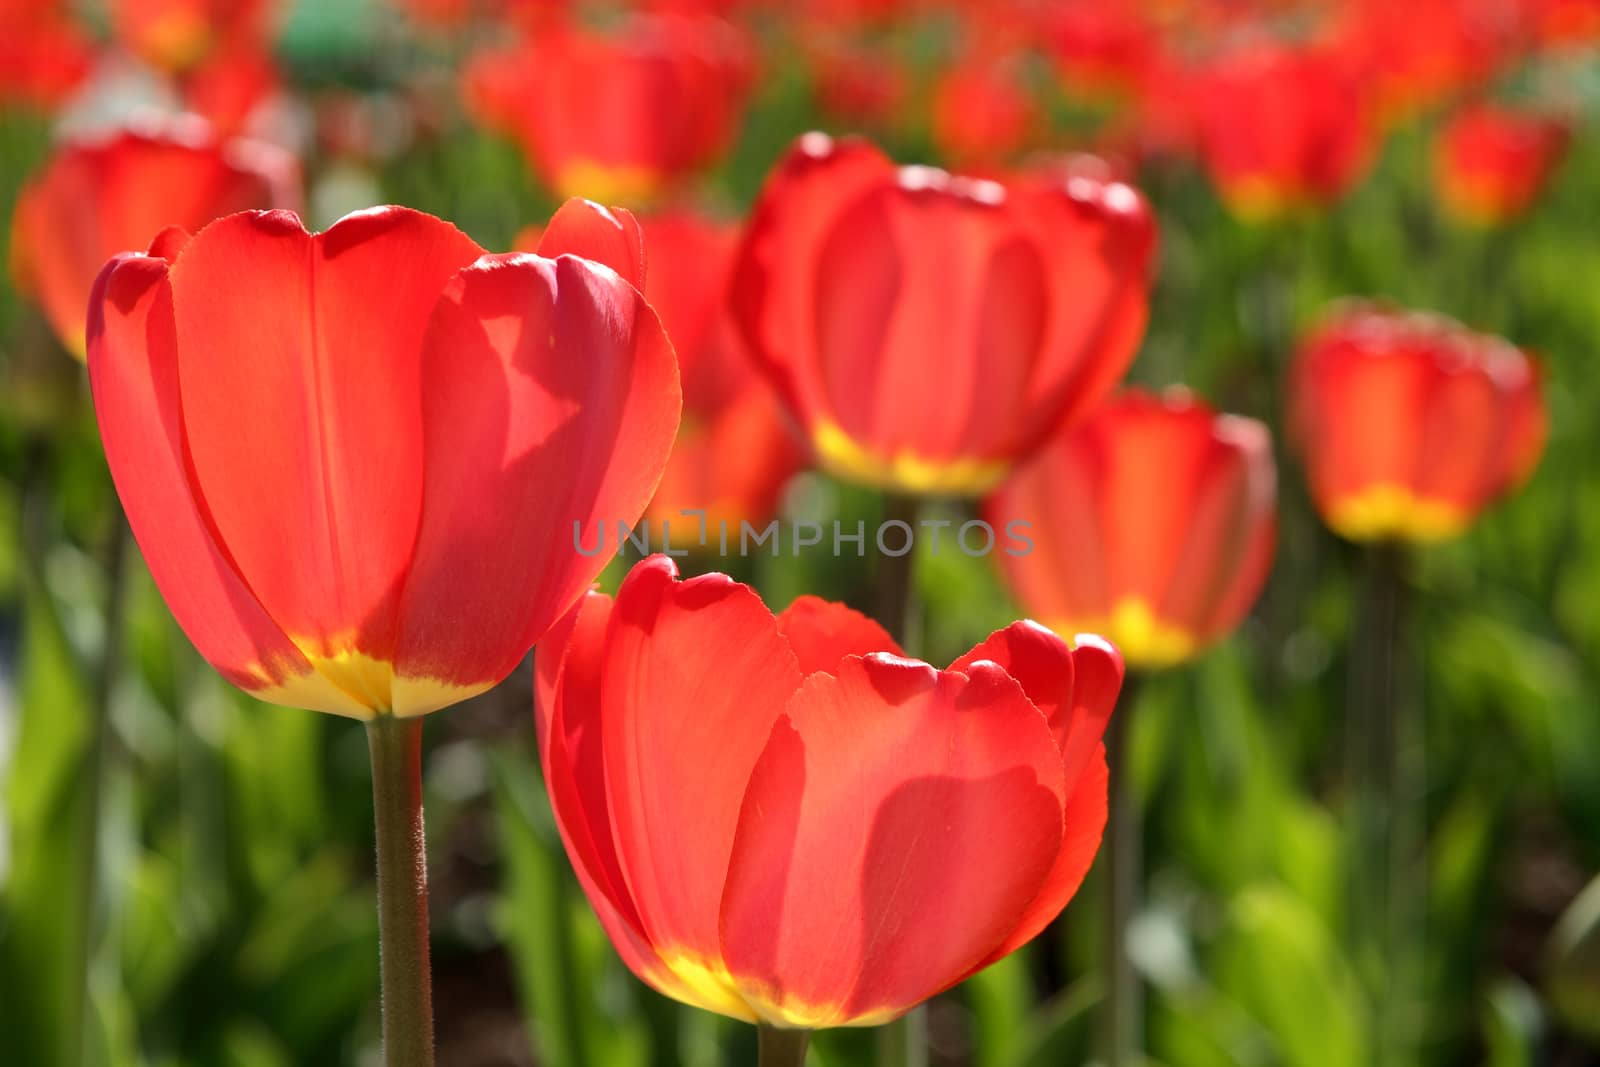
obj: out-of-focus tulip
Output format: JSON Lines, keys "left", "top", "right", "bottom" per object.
{"left": 109, "top": 0, "right": 275, "bottom": 72}
{"left": 985, "top": 389, "right": 1277, "bottom": 669}
{"left": 515, "top": 209, "right": 805, "bottom": 535}
{"left": 1434, "top": 104, "right": 1570, "bottom": 226}
{"left": 731, "top": 133, "right": 1155, "bottom": 497}
{"left": 636, "top": 212, "right": 805, "bottom": 534}
{"left": 1328, "top": 0, "right": 1513, "bottom": 119}
{"left": 0, "top": 0, "right": 94, "bottom": 109}
{"left": 1288, "top": 303, "right": 1546, "bottom": 543}
{"left": 10, "top": 119, "right": 299, "bottom": 358}
{"left": 535, "top": 553, "right": 1121, "bottom": 1028}
{"left": 463, "top": 14, "right": 752, "bottom": 203}
{"left": 930, "top": 56, "right": 1040, "bottom": 167}
{"left": 1044, "top": 1, "right": 1160, "bottom": 100}
{"left": 800, "top": 33, "right": 910, "bottom": 130}
{"left": 88, "top": 200, "right": 680, "bottom": 717}
{"left": 1191, "top": 41, "right": 1376, "bottom": 220}
{"left": 181, "top": 46, "right": 281, "bottom": 136}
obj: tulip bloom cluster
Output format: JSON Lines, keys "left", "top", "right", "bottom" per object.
{"left": 734, "top": 133, "right": 1156, "bottom": 496}
{"left": 536, "top": 555, "right": 1121, "bottom": 1028}
{"left": 1289, "top": 304, "right": 1546, "bottom": 543}
{"left": 987, "top": 390, "right": 1277, "bottom": 669}
{"left": 89, "top": 199, "right": 680, "bottom": 716}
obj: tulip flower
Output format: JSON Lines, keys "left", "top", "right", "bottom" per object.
{"left": 11, "top": 118, "right": 298, "bottom": 358}
{"left": 535, "top": 554, "right": 1120, "bottom": 1046}
{"left": 1190, "top": 41, "right": 1376, "bottom": 219}
{"left": 0, "top": 1, "right": 93, "bottom": 109}
{"left": 462, "top": 14, "right": 752, "bottom": 204}
{"left": 984, "top": 389, "right": 1277, "bottom": 670}
{"left": 930, "top": 56, "right": 1039, "bottom": 166}
{"left": 635, "top": 212, "right": 806, "bottom": 536}
{"left": 88, "top": 198, "right": 678, "bottom": 717}
{"left": 732, "top": 133, "right": 1156, "bottom": 497}
{"left": 109, "top": 0, "right": 275, "bottom": 72}
{"left": 1289, "top": 303, "right": 1546, "bottom": 543}
{"left": 89, "top": 198, "right": 679, "bottom": 1064}
{"left": 1434, "top": 104, "right": 1571, "bottom": 226}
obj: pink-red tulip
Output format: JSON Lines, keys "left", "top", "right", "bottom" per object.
{"left": 985, "top": 389, "right": 1277, "bottom": 669}
{"left": 10, "top": 119, "right": 298, "bottom": 358}
{"left": 535, "top": 553, "right": 1121, "bottom": 1027}
{"left": 0, "top": 0, "right": 93, "bottom": 109}
{"left": 732, "top": 133, "right": 1155, "bottom": 496}
{"left": 1289, "top": 304, "right": 1546, "bottom": 543}
{"left": 88, "top": 200, "right": 680, "bottom": 717}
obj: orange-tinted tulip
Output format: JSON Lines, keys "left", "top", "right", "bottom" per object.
{"left": 109, "top": 0, "right": 275, "bottom": 72}
{"left": 536, "top": 553, "right": 1121, "bottom": 1027}
{"left": 88, "top": 200, "right": 680, "bottom": 718}
{"left": 1289, "top": 303, "right": 1546, "bottom": 543}
{"left": 0, "top": 0, "right": 94, "bottom": 109}
{"left": 930, "top": 56, "right": 1040, "bottom": 167}
{"left": 463, "top": 14, "right": 752, "bottom": 203}
{"left": 1434, "top": 104, "right": 1570, "bottom": 226}
{"left": 985, "top": 389, "right": 1277, "bottom": 669}
{"left": 10, "top": 119, "right": 298, "bottom": 358}
{"left": 732, "top": 133, "right": 1155, "bottom": 496}
{"left": 1191, "top": 42, "right": 1376, "bottom": 219}
{"left": 637, "top": 212, "right": 806, "bottom": 534}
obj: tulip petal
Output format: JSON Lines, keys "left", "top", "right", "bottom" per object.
{"left": 950, "top": 620, "right": 1076, "bottom": 749}
{"left": 601, "top": 555, "right": 802, "bottom": 1018}
{"left": 775, "top": 595, "right": 901, "bottom": 676}
{"left": 534, "top": 590, "right": 706, "bottom": 1004}
{"left": 536, "top": 198, "right": 646, "bottom": 289}
{"left": 87, "top": 246, "right": 364, "bottom": 717}
{"left": 390, "top": 254, "right": 680, "bottom": 714}
{"left": 719, "top": 654, "right": 1066, "bottom": 1027}
{"left": 168, "top": 207, "right": 485, "bottom": 680}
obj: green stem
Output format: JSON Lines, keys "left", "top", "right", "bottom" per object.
{"left": 1102, "top": 674, "right": 1143, "bottom": 1067}
{"left": 367, "top": 715, "right": 435, "bottom": 1067}
{"left": 1347, "top": 542, "right": 1416, "bottom": 1064}
{"left": 873, "top": 493, "right": 922, "bottom": 651}
{"left": 757, "top": 1025, "right": 811, "bottom": 1067}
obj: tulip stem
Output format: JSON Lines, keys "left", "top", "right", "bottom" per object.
{"left": 757, "top": 1025, "right": 811, "bottom": 1067}
{"left": 1349, "top": 542, "right": 1419, "bottom": 1065}
{"left": 873, "top": 493, "right": 922, "bottom": 649}
{"left": 1102, "top": 673, "right": 1143, "bottom": 1067}
{"left": 367, "top": 714, "right": 435, "bottom": 1067}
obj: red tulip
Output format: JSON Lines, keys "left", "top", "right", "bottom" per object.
{"left": 87, "top": 200, "right": 680, "bottom": 717}
{"left": 535, "top": 553, "right": 1121, "bottom": 1027}
{"left": 985, "top": 389, "right": 1277, "bottom": 669}
{"left": 10, "top": 119, "right": 299, "bottom": 358}
{"left": 462, "top": 14, "right": 753, "bottom": 203}
{"left": 636, "top": 212, "right": 806, "bottom": 535}
{"left": 800, "top": 33, "right": 910, "bottom": 130}
{"left": 732, "top": 133, "right": 1155, "bottom": 496}
{"left": 1288, "top": 303, "right": 1546, "bottom": 543}
{"left": 109, "top": 0, "right": 275, "bottom": 72}
{"left": 930, "top": 56, "right": 1040, "bottom": 167}
{"left": 181, "top": 46, "right": 282, "bottom": 137}
{"left": 1434, "top": 104, "right": 1570, "bottom": 226}
{"left": 0, "top": 1, "right": 94, "bottom": 110}
{"left": 1191, "top": 41, "right": 1376, "bottom": 220}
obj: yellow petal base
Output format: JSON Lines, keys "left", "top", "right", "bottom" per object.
{"left": 814, "top": 422, "right": 1010, "bottom": 497}
{"left": 1055, "top": 598, "right": 1198, "bottom": 671}
{"left": 656, "top": 950, "right": 900, "bottom": 1029}
{"left": 1325, "top": 484, "right": 1471, "bottom": 544}
{"left": 247, "top": 643, "right": 492, "bottom": 719}
{"left": 556, "top": 161, "right": 663, "bottom": 206}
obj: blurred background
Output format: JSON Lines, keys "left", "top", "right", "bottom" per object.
{"left": 3, "top": 0, "right": 1600, "bottom": 1064}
